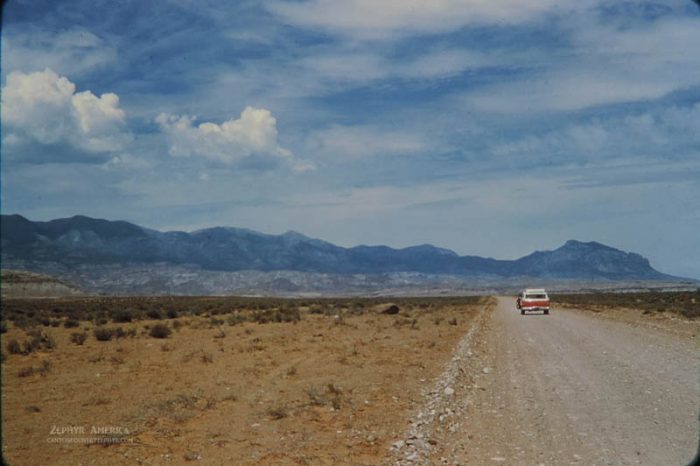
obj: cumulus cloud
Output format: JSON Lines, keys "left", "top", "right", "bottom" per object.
{"left": 156, "top": 106, "right": 312, "bottom": 171}
{"left": 269, "top": 0, "right": 567, "bottom": 40}
{"left": 1, "top": 68, "right": 131, "bottom": 159}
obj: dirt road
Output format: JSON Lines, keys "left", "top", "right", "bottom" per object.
{"left": 395, "top": 297, "right": 699, "bottom": 465}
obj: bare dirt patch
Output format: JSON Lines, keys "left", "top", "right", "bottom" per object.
{"left": 1, "top": 297, "right": 485, "bottom": 465}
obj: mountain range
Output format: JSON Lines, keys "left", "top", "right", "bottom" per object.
{"left": 1, "top": 215, "right": 683, "bottom": 291}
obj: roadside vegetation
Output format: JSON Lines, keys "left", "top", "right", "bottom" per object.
{"left": 552, "top": 290, "right": 700, "bottom": 319}
{"left": 0, "top": 295, "right": 480, "bottom": 331}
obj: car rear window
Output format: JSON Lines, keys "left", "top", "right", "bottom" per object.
{"left": 526, "top": 294, "right": 547, "bottom": 299}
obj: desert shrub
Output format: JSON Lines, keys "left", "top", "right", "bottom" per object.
{"left": 252, "top": 308, "right": 301, "bottom": 324}
{"left": 17, "top": 366, "right": 35, "bottom": 377}
{"left": 149, "top": 323, "right": 171, "bottom": 339}
{"left": 38, "top": 360, "right": 53, "bottom": 376}
{"left": 306, "top": 383, "right": 343, "bottom": 409}
{"left": 40, "top": 318, "right": 51, "bottom": 327}
{"left": 25, "top": 330, "right": 56, "bottom": 353}
{"left": 113, "top": 327, "right": 127, "bottom": 339}
{"left": 49, "top": 319, "right": 61, "bottom": 327}
{"left": 279, "top": 308, "right": 301, "bottom": 323}
{"left": 200, "top": 351, "right": 214, "bottom": 363}
{"left": 383, "top": 305, "right": 400, "bottom": 315}
{"left": 70, "top": 332, "right": 88, "bottom": 345}
{"left": 226, "top": 313, "right": 246, "bottom": 326}
{"left": 6, "top": 339, "right": 22, "bottom": 355}
{"left": 209, "top": 317, "right": 224, "bottom": 326}
{"left": 147, "top": 310, "right": 163, "bottom": 320}
{"left": 308, "top": 305, "right": 324, "bottom": 315}
{"left": 18, "top": 360, "right": 52, "bottom": 378}
{"left": 166, "top": 309, "right": 178, "bottom": 319}
{"left": 94, "top": 327, "right": 114, "bottom": 342}
{"left": 0, "top": 321, "right": 7, "bottom": 333}
{"left": 112, "top": 310, "right": 133, "bottom": 323}
{"left": 64, "top": 319, "right": 80, "bottom": 329}
{"left": 267, "top": 406, "right": 289, "bottom": 420}
{"left": 12, "top": 316, "right": 34, "bottom": 330}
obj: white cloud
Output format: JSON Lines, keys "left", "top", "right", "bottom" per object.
{"left": 302, "top": 47, "right": 496, "bottom": 86}
{"left": 490, "top": 103, "right": 700, "bottom": 164}
{"left": 464, "top": 17, "right": 700, "bottom": 113}
{"left": 103, "top": 153, "right": 151, "bottom": 171}
{"left": 1, "top": 68, "right": 131, "bottom": 157}
{"left": 307, "top": 125, "right": 426, "bottom": 159}
{"left": 1, "top": 27, "right": 117, "bottom": 78}
{"left": 156, "top": 106, "right": 312, "bottom": 171}
{"left": 268, "top": 0, "right": 568, "bottom": 40}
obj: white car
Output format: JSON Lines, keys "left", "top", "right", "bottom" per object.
{"left": 517, "top": 289, "right": 550, "bottom": 315}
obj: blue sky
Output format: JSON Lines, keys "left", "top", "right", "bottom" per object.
{"left": 2, "top": 0, "right": 699, "bottom": 278}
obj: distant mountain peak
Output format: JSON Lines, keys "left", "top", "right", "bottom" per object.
{"left": 282, "top": 230, "right": 309, "bottom": 240}
{"left": 563, "top": 239, "right": 609, "bottom": 248}
{"left": 403, "top": 244, "right": 459, "bottom": 256}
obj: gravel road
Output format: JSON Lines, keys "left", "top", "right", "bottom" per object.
{"left": 395, "top": 297, "right": 699, "bottom": 466}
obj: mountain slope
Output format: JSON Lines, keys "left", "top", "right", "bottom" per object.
{"left": 1, "top": 269, "right": 83, "bottom": 298}
{"left": 0, "top": 214, "right": 678, "bottom": 281}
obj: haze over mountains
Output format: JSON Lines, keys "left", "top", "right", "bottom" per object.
{"left": 1, "top": 214, "right": 692, "bottom": 295}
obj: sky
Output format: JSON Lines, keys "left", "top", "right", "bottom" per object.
{"left": 1, "top": 0, "right": 699, "bottom": 278}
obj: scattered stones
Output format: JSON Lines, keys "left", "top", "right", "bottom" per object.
{"left": 482, "top": 367, "right": 491, "bottom": 374}
{"left": 390, "top": 305, "right": 488, "bottom": 465}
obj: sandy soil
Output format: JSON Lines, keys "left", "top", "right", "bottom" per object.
{"left": 1, "top": 300, "right": 483, "bottom": 465}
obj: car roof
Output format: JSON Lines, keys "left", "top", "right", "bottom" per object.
{"left": 524, "top": 288, "right": 547, "bottom": 294}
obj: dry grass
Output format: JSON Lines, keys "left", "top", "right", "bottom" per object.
{"left": 1, "top": 296, "right": 485, "bottom": 465}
